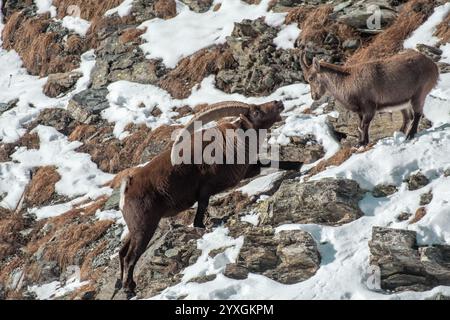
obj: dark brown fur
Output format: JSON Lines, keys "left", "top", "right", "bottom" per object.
{"left": 301, "top": 50, "right": 439, "bottom": 145}
{"left": 116, "top": 101, "right": 301, "bottom": 298}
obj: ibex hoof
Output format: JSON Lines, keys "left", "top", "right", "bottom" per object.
{"left": 114, "top": 278, "right": 123, "bottom": 290}
{"left": 125, "top": 290, "right": 136, "bottom": 300}
{"left": 193, "top": 222, "right": 206, "bottom": 229}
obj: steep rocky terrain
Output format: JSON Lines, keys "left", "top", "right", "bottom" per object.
{"left": 0, "top": 0, "right": 450, "bottom": 300}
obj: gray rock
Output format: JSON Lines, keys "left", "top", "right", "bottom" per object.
{"left": 396, "top": 212, "right": 412, "bottom": 222}
{"left": 260, "top": 178, "right": 365, "bottom": 226}
{"left": 179, "top": 0, "right": 213, "bottom": 13}
{"left": 338, "top": 2, "right": 397, "bottom": 30}
{"left": 0, "top": 98, "right": 19, "bottom": 114}
{"left": 419, "top": 190, "right": 433, "bottom": 206}
{"left": 372, "top": 184, "right": 398, "bottom": 198}
{"left": 444, "top": 168, "right": 450, "bottom": 177}
{"left": 278, "top": 135, "right": 325, "bottom": 164}
{"left": 328, "top": 102, "right": 432, "bottom": 146}
{"left": 43, "top": 71, "right": 82, "bottom": 98}
{"left": 27, "top": 108, "right": 77, "bottom": 136}
{"left": 406, "top": 172, "right": 430, "bottom": 191}
{"left": 67, "top": 89, "right": 110, "bottom": 124}
{"left": 229, "top": 226, "right": 320, "bottom": 284}
{"left": 223, "top": 264, "right": 249, "bottom": 280}
{"left": 216, "top": 18, "right": 304, "bottom": 96}
{"left": 104, "top": 188, "right": 121, "bottom": 211}
{"left": 369, "top": 227, "right": 450, "bottom": 292}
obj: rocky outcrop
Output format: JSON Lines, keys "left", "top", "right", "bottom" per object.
{"left": 215, "top": 18, "right": 304, "bottom": 96}
{"left": 278, "top": 135, "right": 325, "bottom": 164}
{"left": 97, "top": 222, "right": 204, "bottom": 299}
{"left": 67, "top": 89, "right": 110, "bottom": 124}
{"left": 369, "top": 227, "right": 450, "bottom": 292}
{"left": 43, "top": 71, "right": 82, "bottom": 98}
{"left": 225, "top": 225, "right": 320, "bottom": 284}
{"left": 328, "top": 102, "right": 432, "bottom": 146}
{"left": 260, "top": 178, "right": 365, "bottom": 226}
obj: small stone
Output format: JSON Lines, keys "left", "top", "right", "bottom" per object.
{"left": 396, "top": 212, "right": 412, "bottom": 222}
{"left": 223, "top": 264, "right": 249, "bottom": 280}
{"left": 165, "top": 248, "right": 180, "bottom": 258}
{"left": 342, "top": 39, "right": 359, "bottom": 50}
{"left": 67, "top": 89, "right": 110, "bottom": 124}
{"left": 419, "top": 191, "right": 433, "bottom": 206}
{"left": 406, "top": 172, "right": 430, "bottom": 191}
{"left": 372, "top": 184, "right": 398, "bottom": 198}
{"left": 444, "top": 168, "right": 450, "bottom": 177}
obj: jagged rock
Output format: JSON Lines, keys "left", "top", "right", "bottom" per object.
{"left": 104, "top": 188, "right": 121, "bottom": 211}
{"left": 419, "top": 190, "right": 433, "bottom": 206}
{"left": 417, "top": 44, "right": 442, "bottom": 62}
{"left": 43, "top": 71, "right": 82, "bottom": 98}
{"left": 130, "top": 0, "right": 177, "bottom": 23}
{"left": 338, "top": 1, "right": 397, "bottom": 30}
{"left": 444, "top": 168, "right": 450, "bottom": 177}
{"left": 91, "top": 32, "right": 165, "bottom": 89}
{"left": 27, "top": 108, "right": 78, "bottom": 136}
{"left": 278, "top": 135, "right": 325, "bottom": 164}
{"left": 260, "top": 178, "right": 365, "bottom": 226}
{"left": 406, "top": 172, "right": 430, "bottom": 191}
{"left": 97, "top": 224, "right": 204, "bottom": 299}
{"left": 179, "top": 0, "right": 213, "bottom": 12}
{"left": 216, "top": 18, "right": 304, "bottom": 96}
{"left": 369, "top": 227, "right": 450, "bottom": 292}
{"left": 0, "top": 99, "right": 18, "bottom": 114}
{"left": 67, "top": 89, "right": 110, "bottom": 124}
{"left": 228, "top": 225, "right": 320, "bottom": 284}
{"left": 372, "top": 184, "right": 398, "bottom": 198}
{"left": 328, "top": 103, "right": 432, "bottom": 146}
{"left": 223, "top": 264, "right": 249, "bottom": 280}
{"left": 396, "top": 212, "right": 412, "bottom": 222}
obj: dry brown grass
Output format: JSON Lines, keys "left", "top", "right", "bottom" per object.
{"left": 119, "top": 27, "right": 146, "bottom": 45}
{"left": 154, "top": 0, "right": 177, "bottom": 19}
{"left": 25, "top": 166, "right": 61, "bottom": 207}
{"left": 53, "top": 0, "right": 123, "bottom": 20}
{"left": 286, "top": 5, "right": 357, "bottom": 50}
{"left": 347, "top": 0, "right": 437, "bottom": 65}
{"left": 66, "top": 34, "right": 86, "bottom": 54}
{"left": 410, "top": 207, "right": 427, "bottom": 224}
{"left": 42, "top": 220, "right": 113, "bottom": 268}
{"left": 435, "top": 12, "right": 450, "bottom": 44}
{"left": 2, "top": 13, "right": 80, "bottom": 76}
{"left": 306, "top": 147, "right": 354, "bottom": 177}
{"left": 160, "top": 46, "right": 235, "bottom": 99}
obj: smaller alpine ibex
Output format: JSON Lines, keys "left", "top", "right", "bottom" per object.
{"left": 114, "top": 101, "right": 302, "bottom": 298}
{"left": 300, "top": 49, "right": 439, "bottom": 146}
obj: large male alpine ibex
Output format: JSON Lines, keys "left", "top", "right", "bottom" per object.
{"left": 115, "top": 101, "right": 302, "bottom": 298}
{"left": 300, "top": 50, "right": 439, "bottom": 146}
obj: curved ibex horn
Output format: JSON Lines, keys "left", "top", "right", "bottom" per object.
{"left": 300, "top": 51, "right": 311, "bottom": 71}
{"left": 170, "top": 101, "right": 251, "bottom": 164}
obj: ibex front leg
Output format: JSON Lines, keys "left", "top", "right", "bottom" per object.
{"left": 357, "top": 111, "right": 374, "bottom": 147}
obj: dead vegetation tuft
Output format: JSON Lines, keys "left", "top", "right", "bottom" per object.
{"left": 434, "top": 12, "right": 450, "bottom": 44}
{"left": 25, "top": 166, "right": 61, "bottom": 207}
{"left": 160, "top": 46, "right": 235, "bottom": 99}
{"left": 2, "top": 12, "right": 80, "bottom": 76}
{"left": 53, "top": 0, "right": 123, "bottom": 20}
{"left": 347, "top": 0, "right": 437, "bottom": 64}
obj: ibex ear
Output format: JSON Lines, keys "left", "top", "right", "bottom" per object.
{"left": 312, "top": 58, "right": 321, "bottom": 72}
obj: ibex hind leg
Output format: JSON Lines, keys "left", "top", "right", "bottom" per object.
{"left": 406, "top": 95, "right": 426, "bottom": 140}
{"left": 400, "top": 109, "right": 413, "bottom": 134}
{"left": 122, "top": 220, "right": 159, "bottom": 299}
{"left": 111, "top": 235, "right": 131, "bottom": 299}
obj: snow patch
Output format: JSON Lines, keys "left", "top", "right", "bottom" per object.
{"left": 61, "top": 16, "right": 91, "bottom": 37}
{"left": 274, "top": 24, "right": 300, "bottom": 50}
{"left": 105, "top": 0, "right": 134, "bottom": 18}
{"left": 35, "top": 0, "right": 57, "bottom": 17}
{"left": 139, "top": 0, "right": 286, "bottom": 68}
{"left": 404, "top": 3, "right": 450, "bottom": 49}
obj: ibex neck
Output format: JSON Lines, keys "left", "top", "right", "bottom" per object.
{"left": 322, "top": 72, "right": 350, "bottom": 105}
